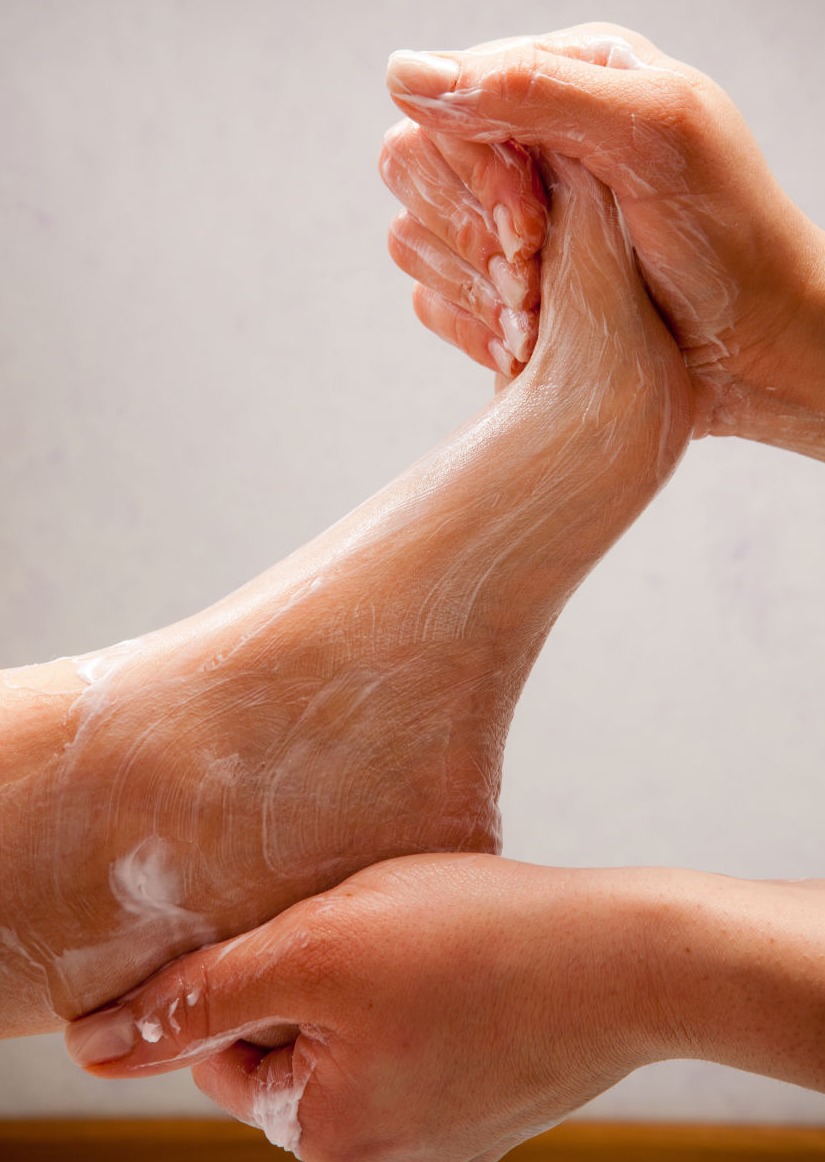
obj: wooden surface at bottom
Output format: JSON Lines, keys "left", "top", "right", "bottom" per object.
{"left": 1, "top": 1118, "right": 824, "bottom": 1160}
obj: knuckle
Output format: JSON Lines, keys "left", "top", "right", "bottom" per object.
{"left": 661, "top": 70, "right": 702, "bottom": 121}
{"left": 379, "top": 125, "right": 417, "bottom": 191}
{"left": 634, "top": 70, "right": 711, "bottom": 156}
{"left": 386, "top": 212, "right": 409, "bottom": 258}
{"left": 411, "top": 280, "right": 432, "bottom": 322}
{"left": 497, "top": 54, "right": 539, "bottom": 104}
{"left": 377, "top": 145, "right": 399, "bottom": 191}
{"left": 452, "top": 213, "right": 482, "bottom": 259}
{"left": 389, "top": 209, "right": 417, "bottom": 247}
{"left": 582, "top": 21, "right": 658, "bottom": 53}
{"left": 464, "top": 275, "right": 485, "bottom": 313}
{"left": 381, "top": 118, "right": 414, "bottom": 156}
{"left": 469, "top": 153, "right": 491, "bottom": 194}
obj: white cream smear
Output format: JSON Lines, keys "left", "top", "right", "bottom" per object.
{"left": 125, "top": 1016, "right": 301, "bottom": 1071}
{"left": 249, "top": 1073, "right": 309, "bottom": 1158}
{"left": 111, "top": 838, "right": 187, "bottom": 920}
{"left": 581, "top": 34, "right": 658, "bottom": 71}
{"left": 109, "top": 836, "right": 215, "bottom": 948}
{"left": 136, "top": 1017, "right": 164, "bottom": 1043}
{"left": 73, "top": 637, "right": 139, "bottom": 686}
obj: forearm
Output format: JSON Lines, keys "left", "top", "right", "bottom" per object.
{"left": 648, "top": 869, "right": 825, "bottom": 1090}
{"left": 557, "top": 866, "right": 825, "bottom": 1093}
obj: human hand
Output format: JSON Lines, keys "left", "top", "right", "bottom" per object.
{"left": 65, "top": 854, "right": 666, "bottom": 1161}
{"left": 66, "top": 857, "right": 825, "bottom": 1159}
{"left": 386, "top": 24, "right": 825, "bottom": 459}
{"left": 380, "top": 121, "right": 546, "bottom": 379}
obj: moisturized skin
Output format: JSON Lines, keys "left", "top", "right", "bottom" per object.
{"left": 386, "top": 22, "right": 825, "bottom": 459}
{"left": 379, "top": 124, "right": 545, "bottom": 375}
{"left": 65, "top": 155, "right": 695, "bottom": 1155}
{"left": 2, "top": 149, "right": 691, "bottom": 1036}
{"left": 66, "top": 855, "right": 825, "bottom": 1162}
{"left": 69, "top": 855, "right": 663, "bottom": 1161}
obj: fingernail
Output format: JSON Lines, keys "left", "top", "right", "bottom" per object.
{"left": 493, "top": 204, "right": 522, "bottom": 264}
{"left": 489, "top": 337, "right": 517, "bottom": 378}
{"left": 488, "top": 255, "right": 529, "bottom": 312}
{"left": 500, "top": 308, "right": 534, "bottom": 363}
{"left": 67, "top": 1006, "right": 136, "bottom": 1066}
{"left": 387, "top": 50, "right": 459, "bottom": 98}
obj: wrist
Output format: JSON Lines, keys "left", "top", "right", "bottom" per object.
{"left": 764, "top": 213, "right": 825, "bottom": 407}
{"left": 521, "top": 867, "right": 688, "bottom": 1079}
{"left": 710, "top": 211, "right": 825, "bottom": 459}
{"left": 791, "top": 218, "right": 825, "bottom": 402}
{"left": 638, "top": 869, "right": 825, "bottom": 1090}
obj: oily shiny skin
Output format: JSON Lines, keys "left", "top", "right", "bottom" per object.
{"left": 3, "top": 154, "right": 690, "bottom": 1035}
{"left": 387, "top": 23, "right": 825, "bottom": 459}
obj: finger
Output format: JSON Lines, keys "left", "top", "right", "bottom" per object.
{"left": 411, "top": 283, "right": 522, "bottom": 379}
{"left": 381, "top": 121, "right": 538, "bottom": 310}
{"left": 192, "top": 1041, "right": 271, "bottom": 1123}
{"left": 382, "top": 119, "right": 546, "bottom": 265}
{"left": 380, "top": 120, "right": 501, "bottom": 271}
{"left": 428, "top": 131, "right": 548, "bottom": 263}
{"left": 64, "top": 915, "right": 317, "bottom": 1076}
{"left": 388, "top": 212, "right": 537, "bottom": 362}
{"left": 193, "top": 1042, "right": 306, "bottom": 1153}
{"left": 386, "top": 28, "right": 685, "bottom": 196}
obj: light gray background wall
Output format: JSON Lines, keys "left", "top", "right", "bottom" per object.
{"left": 1, "top": 0, "right": 824, "bottom": 1126}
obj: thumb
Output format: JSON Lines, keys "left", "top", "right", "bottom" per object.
{"left": 64, "top": 917, "right": 313, "bottom": 1077}
{"left": 386, "top": 31, "right": 675, "bottom": 192}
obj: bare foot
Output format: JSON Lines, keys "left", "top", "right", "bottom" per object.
{"left": 0, "top": 155, "right": 692, "bottom": 1035}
